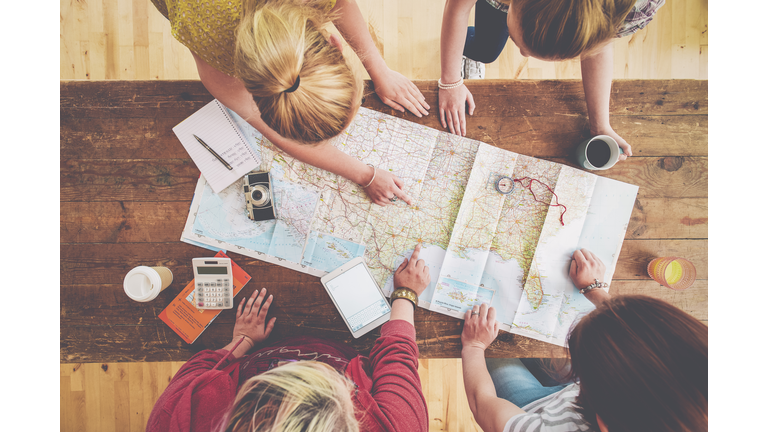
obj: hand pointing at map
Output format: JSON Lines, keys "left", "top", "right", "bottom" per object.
{"left": 393, "top": 243, "right": 431, "bottom": 296}
{"left": 363, "top": 167, "right": 413, "bottom": 206}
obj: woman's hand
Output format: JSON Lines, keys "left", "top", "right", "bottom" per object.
{"left": 393, "top": 243, "right": 431, "bottom": 296}
{"left": 363, "top": 166, "right": 413, "bottom": 206}
{"left": 568, "top": 249, "right": 606, "bottom": 290}
{"left": 461, "top": 303, "right": 499, "bottom": 351}
{"left": 232, "top": 288, "right": 277, "bottom": 351}
{"left": 591, "top": 124, "right": 632, "bottom": 161}
{"left": 372, "top": 68, "right": 430, "bottom": 117}
{"left": 439, "top": 85, "right": 476, "bottom": 136}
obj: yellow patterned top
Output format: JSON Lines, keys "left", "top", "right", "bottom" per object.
{"left": 151, "top": 0, "right": 337, "bottom": 76}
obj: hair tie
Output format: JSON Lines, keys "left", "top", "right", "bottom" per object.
{"left": 284, "top": 76, "right": 301, "bottom": 93}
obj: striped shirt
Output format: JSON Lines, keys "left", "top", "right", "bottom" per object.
{"left": 503, "top": 383, "right": 597, "bottom": 432}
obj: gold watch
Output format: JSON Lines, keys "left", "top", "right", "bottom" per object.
{"left": 391, "top": 287, "right": 418, "bottom": 309}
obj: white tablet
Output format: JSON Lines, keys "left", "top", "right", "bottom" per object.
{"left": 320, "top": 257, "right": 392, "bottom": 338}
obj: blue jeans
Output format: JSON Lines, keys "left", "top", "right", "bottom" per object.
{"left": 463, "top": 0, "right": 510, "bottom": 63}
{"left": 486, "top": 358, "right": 572, "bottom": 408}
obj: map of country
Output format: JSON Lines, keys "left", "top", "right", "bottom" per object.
{"left": 180, "top": 105, "right": 638, "bottom": 347}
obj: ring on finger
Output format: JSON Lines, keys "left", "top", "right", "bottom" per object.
{"left": 390, "top": 196, "right": 398, "bottom": 202}
{"left": 471, "top": 311, "right": 480, "bottom": 316}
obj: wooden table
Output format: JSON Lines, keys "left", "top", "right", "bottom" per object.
{"left": 60, "top": 80, "right": 708, "bottom": 363}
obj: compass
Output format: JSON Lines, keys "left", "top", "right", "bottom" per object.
{"left": 495, "top": 176, "right": 515, "bottom": 194}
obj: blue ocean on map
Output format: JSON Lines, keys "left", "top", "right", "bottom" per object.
{"left": 301, "top": 231, "right": 366, "bottom": 273}
{"left": 267, "top": 221, "right": 306, "bottom": 263}
{"left": 431, "top": 277, "right": 495, "bottom": 315}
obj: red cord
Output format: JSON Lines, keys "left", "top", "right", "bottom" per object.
{"left": 512, "top": 177, "right": 567, "bottom": 226}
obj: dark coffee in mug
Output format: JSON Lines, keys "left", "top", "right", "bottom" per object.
{"left": 586, "top": 140, "right": 612, "bottom": 168}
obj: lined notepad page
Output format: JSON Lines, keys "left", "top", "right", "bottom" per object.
{"left": 173, "top": 99, "right": 260, "bottom": 193}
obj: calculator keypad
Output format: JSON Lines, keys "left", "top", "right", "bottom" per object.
{"left": 195, "top": 278, "right": 233, "bottom": 309}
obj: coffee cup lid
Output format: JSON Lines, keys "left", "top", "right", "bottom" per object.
{"left": 124, "top": 266, "right": 162, "bottom": 302}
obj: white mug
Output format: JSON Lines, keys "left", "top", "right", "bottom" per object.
{"left": 576, "top": 135, "right": 624, "bottom": 170}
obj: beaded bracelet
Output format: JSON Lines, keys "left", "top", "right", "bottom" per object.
{"left": 438, "top": 78, "right": 464, "bottom": 90}
{"left": 362, "top": 163, "right": 376, "bottom": 188}
{"left": 579, "top": 279, "right": 609, "bottom": 295}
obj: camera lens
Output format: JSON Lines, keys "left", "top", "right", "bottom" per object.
{"left": 248, "top": 184, "right": 271, "bottom": 207}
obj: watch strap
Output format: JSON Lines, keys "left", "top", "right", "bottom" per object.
{"left": 391, "top": 287, "right": 418, "bottom": 309}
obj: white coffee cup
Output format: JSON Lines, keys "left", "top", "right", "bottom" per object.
{"left": 123, "top": 266, "right": 173, "bottom": 302}
{"left": 575, "top": 135, "right": 624, "bottom": 170}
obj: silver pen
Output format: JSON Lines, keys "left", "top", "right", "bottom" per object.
{"left": 193, "top": 134, "right": 233, "bottom": 170}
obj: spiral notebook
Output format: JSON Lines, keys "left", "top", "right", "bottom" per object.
{"left": 173, "top": 99, "right": 260, "bottom": 193}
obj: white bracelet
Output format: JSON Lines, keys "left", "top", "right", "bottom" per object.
{"left": 362, "top": 163, "right": 376, "bottom": 188}
{"left": 579, "top": 279, "right": 609, "bottom": 295}
{"left": 438, "top": 78, "right": 464, "bottom": 90}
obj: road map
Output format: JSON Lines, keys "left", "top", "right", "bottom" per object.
{"left": 181, "top": 105, "right": 638, "bottom": 347}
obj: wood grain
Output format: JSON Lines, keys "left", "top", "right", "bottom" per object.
{"left": 60, "top": 77, "right": 706, "bottom": 431}
{"left": 60, "top": 0, "right": 708, "bottom": 81}
{"left": 61, "top": 79, "right": 707, "bottom": 362}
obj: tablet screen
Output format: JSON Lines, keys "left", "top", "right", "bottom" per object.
{"left": 325, "top": 262, "right": 390, "bottom": 332}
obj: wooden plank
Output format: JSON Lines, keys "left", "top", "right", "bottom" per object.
{"left": 98, "top": 362, "right": 117, "bottom": 432}
{"left": 61, "top": 111, "right": 707, "bottom": 160}
{"left": 627, "top": 197, "right": 707, "bottom": 239}
{"left": 60, "top": 375, "right": 72, "bottom": 431}
{"left": 60, "top": 156, "right": 707, "bottom": 203}
{"left": 610, "top": 280, "right": 708, "bottom": 321}
{"left": 60, "top": 159, "right": 201, "bottom": 203}
{"left": 59, "top": 80, "right": 708, "bottom": 116}
{"left": 421, "top": 358, "right": 481, "bottom": 432}
{"left": 61, "top": 197, "right": 706, "bottom": 243}
{"left": 83, "top": 361, "right": 102, "bottom": 432}
{"left": 127, "top": 362, "right": 145, "bottom": 432}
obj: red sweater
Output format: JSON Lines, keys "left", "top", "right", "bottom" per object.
{"left": 146, "top": 320, "right": 428, "bottom": 432}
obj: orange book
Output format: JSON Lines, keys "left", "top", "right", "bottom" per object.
{"left": 159, "top": 251, "right": 251, "bottom": 344}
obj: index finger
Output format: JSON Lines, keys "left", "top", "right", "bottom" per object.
{"left": 409, "top": 243, "right": 422, "bottom": 263}
{"left": 393, "top": 184, "right": 413, "bottom": 206}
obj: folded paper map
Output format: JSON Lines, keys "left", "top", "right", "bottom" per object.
{"left": 180, "top": 105, "right": 638, "bottom": 347}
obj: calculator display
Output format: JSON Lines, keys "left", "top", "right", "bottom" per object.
{"left": 197, "top": 266, "right": 229, "bottom": 275}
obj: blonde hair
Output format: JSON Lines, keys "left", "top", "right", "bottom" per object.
{"left": 511, "top": 0, "right": 635, "bottom": 59}
{"left": 221, "top": 361, "right": 359, "bottom": 432}
{"left": 234, "top": 0, "right": 364, "bottom": 144}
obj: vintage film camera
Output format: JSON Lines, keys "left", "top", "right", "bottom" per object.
{"left": 243, "top": 171, "right": 277, "bottom": 221}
